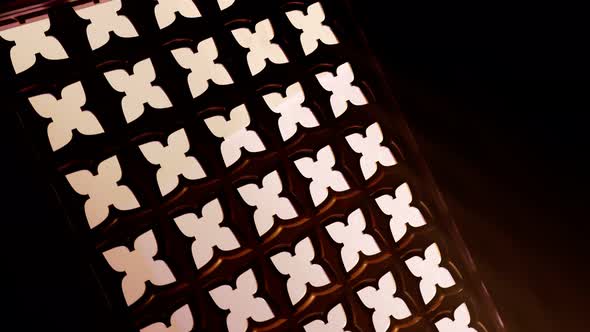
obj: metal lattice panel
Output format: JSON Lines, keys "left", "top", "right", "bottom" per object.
{"left": 0, "top": 0, "right": 505, "bottom": 331}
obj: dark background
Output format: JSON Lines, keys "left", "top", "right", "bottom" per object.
{"left": 351, "top": 2, "right": 590, "bottom": 332}
{"left": 3, "top": 1, "right": 589, "bottom": 331}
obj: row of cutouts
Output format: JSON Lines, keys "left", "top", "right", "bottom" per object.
{"left": 103, "top": 183, "right": 432, "bottom": 306}
{"left": 0, "top": 1, "right": 336, "bottom": 74}
{"left": 28, "top": 61, "right": 366, "bottom": 151}
{"left": 141, "top": 298, "right": 478, "bottom": 332}
{"left": 102, "top": 197, "right": 466, "bottom": 332}
{"left": 65, "top": 118, "right": 395, "bottom": 228}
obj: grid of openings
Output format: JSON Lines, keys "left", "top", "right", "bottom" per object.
{"left": 0, "top": 0, "right": 501, "bottom": 331}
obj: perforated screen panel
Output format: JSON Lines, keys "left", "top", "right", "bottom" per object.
{"left": 0, "top": 1, "right": 505, "bottom": 331}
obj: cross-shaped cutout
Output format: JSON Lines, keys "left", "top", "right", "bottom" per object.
{"left": 262, "top": 82, "right": 320, "bottom": 141}
{"left": 139, "top": 128, "right": 206, "bottom": 196}
{"left": 28, "top": 81, "right": 104, "bottom": 151}
{"left": 171, "top": 37, "right": 233, "bottom": 98}
{"left": 405, "top": 243, "right": 456, "bottom": 304}
{"left": 174, "top": 198, "right": 240, "bottom": 269}
{"left": 316, "top": 62, "right": 367, "bottom": 118}
{"left": 76, "top": 0, "right": 139, "bottom": 50}
{"left": 104, "top": 58, "right": 172, "bottom": 123}
{"left": 271, "top": 237, "right": 330, "bottom": 304}
{"left": 435, "top": 303, "right": 478, "bottom": 332}
{"left": 65, "top": 156, "right": 140, "bottom": 229}
{"left": 374, "top": 182, "right": 427, "bottom": 242}
{"left": 140, "top": 304, "right": 193, "bottom": 332}
{"left": 209, "top": 269, "right": 274, "bottom": 332}
{"left": 232, "top": 19, "right": 288, "bottom": 75}
{"left": 0, "top": 19, "right": 68, "bottom": 74}
{"left": 154, "top": 0, "right": 201, "bottom": 29}
{"left": 237, "top": 170, "right": 298, "bottom": 236}
{"left": 304, "top": 303, "right": 350, "bottom": 332}
{"left": 345, "top": 122, "right": 396, "bottom": 179}
{"left": 294, "top": 145, "right": 350, "bottom": 206}
{"left": 357, "top": 272, "right": 411, "bottom": 332}
{"left": 286, "top": 2, "right": 339, "bottom": 55}
{"left": 103, "top": 230, "right": 176, "bottom": 306}
{"left": 326, "top": 209, "right": 380, "bottom": 272}
{"left": 204, "top": 104, "right": 266, "bottom": 167}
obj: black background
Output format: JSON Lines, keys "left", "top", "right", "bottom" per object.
{"left": 3, "top": 1, "right": 589, "bottom": 331}
{"left": 351, "top": 2, "right": 590, "bottom": 331}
